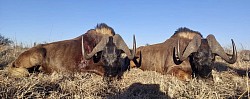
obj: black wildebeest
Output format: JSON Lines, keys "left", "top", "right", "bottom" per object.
{"left": 8, "top": 23, "right": 136, "bottom": 79}
{"left": 133, "top": 28, "right": 237, "bottom": 81}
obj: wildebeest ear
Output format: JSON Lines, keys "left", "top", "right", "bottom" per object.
{"left": 179, "top": 35, "right": 202, "bottom": 61}
{"left": 206, "top": 34, "right": 237, "bottom": 64}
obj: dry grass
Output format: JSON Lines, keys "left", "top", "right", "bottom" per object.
{"left": 0, "top": 45, "right": 249, "bottom": 99}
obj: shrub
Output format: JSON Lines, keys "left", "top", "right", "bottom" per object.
{"left": 0, "top": 34, "right": 13, "bottom": 46}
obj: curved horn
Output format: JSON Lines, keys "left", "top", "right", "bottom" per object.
{"left": 113, "top": 34, "right": 135, "bottom": 60}
{"left": 133, "top": 51, "right": 142, "bottom": 68}
{"left": 206, "top": 34, "right": 237, "bottom": 64}
{"left": 176, "top": 35, "right": 202, "bottom": 61}
{"left": 82, "top": 35, "right": 109, "bottom": 60}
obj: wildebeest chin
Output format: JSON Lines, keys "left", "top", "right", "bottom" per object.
{"left": 8, "top": 23, "right": 136, "bottom": 80}
{"left": 133, "top": 27, "right": 237, "bottom": 81}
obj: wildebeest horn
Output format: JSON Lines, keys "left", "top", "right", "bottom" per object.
{"left": 176, "top": 35, "right": 202, "bottom": 61}
{"left": 113, "top": 34, "right": 136, "bottom": 60}
{"left": 82, "top": 35, "right": 109, "bottom": 60}
{"left": 133, "top": 51, "right": 142, "bottom": 67}
{"left": 206, "top": 34, "right": 237, "bottom": 64}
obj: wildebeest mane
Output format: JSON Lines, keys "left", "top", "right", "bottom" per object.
{"left": 95, "top": 23, "right": 115, "bottom": 36}
{"left": 171, "top": 27, "right": 203, "bottom": 39}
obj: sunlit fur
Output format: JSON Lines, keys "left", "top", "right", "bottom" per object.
{"left": 8, "top": 23, "right": 115, "bottom": 77}
{"left": 133, "top": 27, "right": 202, "bottom": 81}
{"left": 134, "top": 27, "right": 237, "bottom": 81}
{"left": 132, "top": 27, "right": 207, "bottom": 81}
{"left": 95, "top": 23, "right": 115, "bottom": 36}
{"left": 171, "top": 27, "right": 203, "bottom": 40}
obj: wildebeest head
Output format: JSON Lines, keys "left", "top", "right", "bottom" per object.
{"left": 175, "top": 34, "right": 237, "bottom": 78}
{"left": 82, "top": 34, "right": 136, "bottom": 78}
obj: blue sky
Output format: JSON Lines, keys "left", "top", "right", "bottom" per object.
{"left": 0, "top": 0, "right": 250, "bottom": 49}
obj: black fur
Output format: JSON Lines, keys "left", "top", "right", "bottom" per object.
{"left": 101, "top": 37, "right": 129, "bottom": 80}
{"left": 190, "top": 39, "right": 215, "bottom": 78}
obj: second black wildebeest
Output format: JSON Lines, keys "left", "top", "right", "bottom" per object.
{"left": 133, "top": 28, "right": 237, "bottom": 81}
{"left": 8, "top": 23, "right": 136, "bottom": 79}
